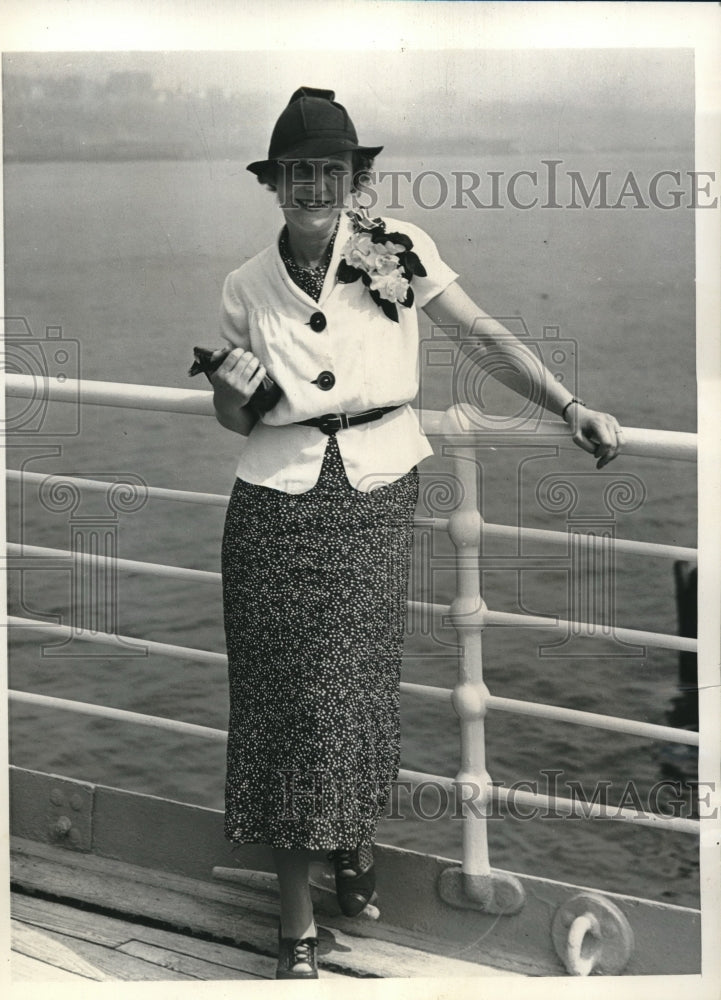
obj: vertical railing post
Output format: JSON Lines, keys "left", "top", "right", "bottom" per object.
{"left": 438, "top": 425, "right": 525, "bottom": 915}
{"left": 447, "top": 450, "right": 490, "bottom": 877}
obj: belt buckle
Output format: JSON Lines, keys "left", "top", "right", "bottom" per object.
{"left": 318, "top": 413, "right": 343, "bottom": 435}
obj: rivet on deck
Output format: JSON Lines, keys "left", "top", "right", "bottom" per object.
{"left": 51, "top": 815, "right": 72, "bottom": 839}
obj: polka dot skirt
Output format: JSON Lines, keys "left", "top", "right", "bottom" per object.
{"left": 221, "top": 433, "right": 419, "bottom": 851}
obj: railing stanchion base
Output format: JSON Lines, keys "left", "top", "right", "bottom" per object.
{"left": 438, "top": 866, "right": 526, "bottom": 915}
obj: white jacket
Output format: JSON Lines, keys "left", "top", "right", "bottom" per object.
{"left": 219, "top": 211, "right": 458, "bottom": 493}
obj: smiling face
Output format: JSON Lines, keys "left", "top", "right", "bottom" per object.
{"left": 276, "top": 153, "right": 354, "bottom": 243}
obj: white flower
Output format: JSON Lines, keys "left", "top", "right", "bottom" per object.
{"left": 342, "top": 234, "right": 407, "bottom": 276}
{"left": 341, "top": 234, "right": 374, "bottom": 269}
{"left": 370, "top": 270, "right": 410, "bottom": 303}
{"left": 367, "top": 240, "right": 405, "bottom": 273}
{"left": 371, "top": 250, "right": 400, "bottom": 276}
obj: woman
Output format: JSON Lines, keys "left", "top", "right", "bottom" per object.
{"left": 208, "top": 88, "right": 623, "bottom": 980}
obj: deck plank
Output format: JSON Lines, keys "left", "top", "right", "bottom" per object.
{"left": 127, "top": 923, "right": 280, "bottom": 977}
{"left": 14, "top": 922, "right": 192, "bottom": 981}
{"left": 12, "top": 891, "right": 274, "bottom": 978}
{"left": 117, "top": 940, "right": 261, "bottom": 980}
{"left": 119, "top": 935, "right": 350, "bottom": 981}
{"left": 11, "top": 920, "right": 109, "bottom": 981}
{"left": 11, "top": 951, "right": 93, "bottom": 983}
{"left": 10, "top": 891, "right": 348, "bottom": 981}
{"left": 13, "top": 892, "right": 261, "bottom": 973}
{"left": 12, "top": 892, "right": 136, "bottom": 948}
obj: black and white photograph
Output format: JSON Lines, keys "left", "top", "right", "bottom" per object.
{"left": 2, "top": 2, "right": 719, "bottom": 994}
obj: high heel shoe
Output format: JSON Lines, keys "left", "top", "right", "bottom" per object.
{"left": 327, "top": 844, "right": 376, "bottom": 917}
{"left": 275, "top": 922, "right": 319, "bottom": 980}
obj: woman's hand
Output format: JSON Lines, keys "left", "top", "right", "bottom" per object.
{"left": 208, "top": 347, "right": 264, "bottom": 436}
{"left": 210, "top": 347, "right": 267, "bottom": 407}
{"left": 564, "top": 403, "right": 624, "bottom": 469}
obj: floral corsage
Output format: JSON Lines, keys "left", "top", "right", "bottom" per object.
{"left": 336, "top": 210, "right": 427, "bottom": 322}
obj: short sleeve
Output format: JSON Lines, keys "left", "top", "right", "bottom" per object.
{"left": 219, "top": 271, "right": 251, "bottom": 350}
{"left": 387, "top": 218, "right": 459, "bottom": 309}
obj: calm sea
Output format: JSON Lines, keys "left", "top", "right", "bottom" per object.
{"left": 5, "top": 154, "right": 699, "bottom": 907}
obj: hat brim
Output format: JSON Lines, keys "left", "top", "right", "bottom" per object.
{"left": 247, "top": 138, "right": 383, "bottom": 177}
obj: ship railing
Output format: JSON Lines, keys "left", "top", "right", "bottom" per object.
{"left": 5, "top": 374, "right": 699, "bottom": 914}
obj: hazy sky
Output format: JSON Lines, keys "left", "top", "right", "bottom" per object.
{"left": 5, "top": 47, "right": 693, "bottom": 113}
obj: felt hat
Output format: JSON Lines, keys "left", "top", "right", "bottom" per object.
{"left": 246, "top": 87, "right": 383, "bottom": 176}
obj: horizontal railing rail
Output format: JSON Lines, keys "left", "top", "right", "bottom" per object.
{"left": 6, "top": 542, "right": 220, "bottom": 585}
{"left": 6, "top": 468, "right": 230, "bottom": 509}
{"left": 5, "top": 373, "right": 698, "bottom": 460}
{"left": 400, "top": 768, "right": 699, "bottom": 836}
{"left": 422, "top": 402, "right": 698, "bottom": 462}
{"left": 10, "top": 689, "right": 228, "bottom": 743}
{"left": 6, "top": 472, "right": 697, "bottom": 562}
{"left": 8, "top": 615, "right": 225, "bottom": 665}
{"left": 5, "top": 373, "right": 217, "bottom": 416}
{"left": 405, "top": 601, "right": 697, "bottom": 652}
{"left": 6, "top": 540, "right": 697, "bottom": 653}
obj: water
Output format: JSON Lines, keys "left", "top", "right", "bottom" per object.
{"left": 4, "top": 155, "right": 699, "bottom": 907}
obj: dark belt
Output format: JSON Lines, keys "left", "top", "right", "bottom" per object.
{"left": 296, "top": 406, "right": 400, "bottom": 435}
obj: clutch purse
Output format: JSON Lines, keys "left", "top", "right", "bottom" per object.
{"left": 188, "top": 346, "right": 282, "bottom": 415}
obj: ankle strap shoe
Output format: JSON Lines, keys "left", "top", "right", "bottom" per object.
{"left": 327, "top": 844, "right": 376, "bottom": 917}
{"left": 275, "top": 923, "right": 319, "bottom": 979}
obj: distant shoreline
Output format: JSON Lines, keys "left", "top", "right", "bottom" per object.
{"left": 4, "top": 143, "right": 690, "bottom": 165}
{"left": 4, "top": 148, "right": 214, "bottom": 163}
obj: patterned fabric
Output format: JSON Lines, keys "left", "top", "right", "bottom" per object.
{"left": 222, "top": 433, "right": 419, "bottom": 850}
{"left": 278, "top": 222, "right": 338, "bottom": 301}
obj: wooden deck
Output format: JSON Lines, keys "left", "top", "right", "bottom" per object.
{"left": 12, "top": 889, "right": 381, "bottom": 982}
{"left": 11, "top": 889, "right": 521, "bottom": 982}
{"left": 12, "top": 891, "right": 273, "bottom": 982}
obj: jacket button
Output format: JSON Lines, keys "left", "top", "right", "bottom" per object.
{"left": 313, "top": 371, "right": 335, "bottom": 391}
{"left": 308, "top": 311, "right": 327, "bottom": 332}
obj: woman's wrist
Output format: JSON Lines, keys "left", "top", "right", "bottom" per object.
{"left": 561, "top": 397, "right": 586, "bottom": 422}
{"left": 213, "top": 388, "right": 258, "bottom": 435}
{"left": 215, "top": 405, "right": 258, "bottom": 436}
{"left": 213, "top": 378, "right": 253, "bottom": 410}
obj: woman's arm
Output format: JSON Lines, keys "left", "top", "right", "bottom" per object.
{"left": 208, "top": 347, "right": 264, "bottom": 437}
{"left": 423, "top": 281, "right": 624, "bottom": 468}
